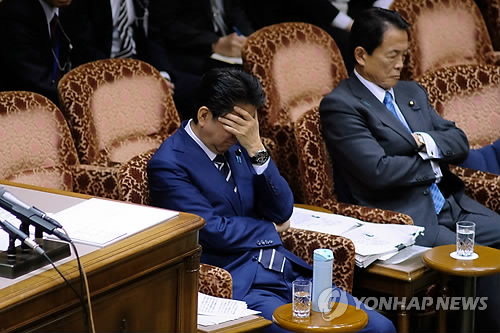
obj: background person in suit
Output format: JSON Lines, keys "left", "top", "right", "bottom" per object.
{"left": 60, "top": 0, "right": 200, "bottom": 120}
{"left": 148, "top": 68, "right": 395, "bottom": 333}
{"left": 148, "top": 0, "right": 253, "bottom": 76}
{"left": 0, "top": 0, "right": 73, "bottom": 106}
{"left": 319, "top": 8, "right": 500, "bottom": 331}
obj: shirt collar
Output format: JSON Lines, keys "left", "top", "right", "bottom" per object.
{"left": 353, "top": 68, "right": 394, "bottom": 104}
{"left": 38, "top": 0, "right": 59, "bottom": 26}
{"left": 184, "top": 119, "right": 218, "bottom": 161}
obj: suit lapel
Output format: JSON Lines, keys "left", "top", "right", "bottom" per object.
{"left": 348, "top": 76, "right": 415, "bottom": 146}
{"left": 393, "top": 86, "right": 424, "bottom": 133}
{"left": 175, "top": 126, "right": 243, "bottom": 214}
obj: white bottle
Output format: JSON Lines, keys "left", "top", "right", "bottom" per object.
{"left": 311, "top": 248, "right": 334, "bottom": 312}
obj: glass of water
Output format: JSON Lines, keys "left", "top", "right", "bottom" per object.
{"left": 292, "top": 279, "right": 312, "bottom": 318}
{"left": 456, "top": 221, "right": 475, "bottom": 257}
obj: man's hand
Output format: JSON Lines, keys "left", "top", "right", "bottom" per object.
{"left": 274, "top": 219, "right": 290, "bottom": 233}
{"left": 218, "top": 106, "right": 265, "bottom": 156}
{"left": 212, "top": 33, "right": 247, "bottom": 57}
{"left": 166, "top": 80, "right": 175, "bottom": 95}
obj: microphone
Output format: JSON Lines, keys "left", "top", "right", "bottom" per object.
{"left": 0, "top": 220, "right": 45, "bottom": 255}
{"left": 0, "top": 189, "right": 70, "bottom": 243}
{"left": 0, "top": 187, "right": 63, "bottom": 228}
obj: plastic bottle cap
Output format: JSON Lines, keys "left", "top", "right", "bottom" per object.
{"left": 313, "top": 248, "right": 334, "bottom": 261}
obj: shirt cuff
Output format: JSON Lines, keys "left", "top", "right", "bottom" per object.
{"left": 331, "top": 12, "right": 353, "bottom": 30}
{"left": 373, "top": 0, "right": 394, "bottom": 9}
{"left": 253, "top": 159, "right": 270, "bottom": 175}
{"left": 416, "top": 132, "right": 443, "bottom": 160}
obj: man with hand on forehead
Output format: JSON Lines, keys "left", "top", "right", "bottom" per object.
{"left": 148, "top": 68, "right": 395, "bottom": 333}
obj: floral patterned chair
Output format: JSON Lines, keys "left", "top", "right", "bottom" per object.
{"left": 118, "top": 151, "right": 357, "bottom": 293}
{"left": 243, "top": 22, "right": 413, "bottom": 225}
{"left": 242, "top": 22, "right": 348, "bottom": 204}
{"left": 416, "top": 64, "right": 500, "bottom": 212}
{"left": 0, "top": 91, "right": 118, "bottom": 196}
{"left": 390, "top": 0, "right": 500, "bottom": 80}
{"left": 58, "top": 58, "right": 180, "bottom": 199}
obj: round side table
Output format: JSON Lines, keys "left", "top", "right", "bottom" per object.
{"left": 423, "top": 244, "right": 500, "bottom": 333}
{"left": 272, "top": 303, "right": 368, "bottom": 332}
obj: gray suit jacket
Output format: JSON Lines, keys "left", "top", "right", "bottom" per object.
{"left": 319, "top": 75, "right": 479, "bottom": 246}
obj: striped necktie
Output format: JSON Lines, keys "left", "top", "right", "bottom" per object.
{"left": 210, "top": 0, "right": 228, "bottom": 35}
{"left": 214, "top": 154, "right": 236, "bottom": 192}
{"left": 383, "top": 91, "right": 445, "bottom": 214}
{"left": 115, "top": 0, "right": 136, "bottom": 58}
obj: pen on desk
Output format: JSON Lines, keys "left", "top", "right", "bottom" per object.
{"left": 232, "top": 26, "right": 243, "bottom": 36}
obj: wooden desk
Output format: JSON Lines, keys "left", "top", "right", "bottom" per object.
{"left": 354, "top": 255, "right": 441, "bottom": 333}
{"left": 423, "top": 245, "right": 500, "bottom": 333}
{"left": 272, "top": 303, "right": 368, "bottom": 332}
{"left": 0, "top": 182, "right": 205, "bottom": 333}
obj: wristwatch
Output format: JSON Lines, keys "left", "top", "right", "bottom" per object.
{"left": 415, "top": 133, "right": 426, "bottom": 152}
{"left": 250, "top": 149, "right": 270, "bottom": 165}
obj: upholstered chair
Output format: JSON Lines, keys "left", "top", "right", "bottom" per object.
{"left": 0, "top": 91, "right": 118, "bottom": 196}
{"left": 242, "top": 22, "right": 348, "bottom": 203}
{"left": 416, "top": 64, "right": 500, "bottom": 212}
{"left": 118, "top": 151, "right": 357, "bottom": 293}
{"left": 390, "top": 0, "right": 500, "bottom": 80}
{"left": 58, "top": 58, "right": 180, "bottom": 199}
{"left": 295, "top": 106, "right": 414, "bottom": 225}
{"left": 243, "top": 22, "right": 412, "bottom": 225}
{"left": 475, "top": 0, "right": 500, "bottom": 51}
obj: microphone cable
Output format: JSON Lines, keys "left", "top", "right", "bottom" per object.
{"left": 61, "top": 227, "right": 96, "bottom": 333}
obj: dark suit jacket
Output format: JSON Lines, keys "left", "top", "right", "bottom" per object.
{"left": 148, "top": 0, "right": 254, "bottom": 75}
{"left": 319, "top": 75, "right": 481, "bottom": 246}
{"left": 60, "top": 0, "right": 161, "bottom": 68}
{"left": 148, "top": 122, "right": 311, "bottom": 299}
{"left": 0, "top": 0, "right": 71, "bottom": 105}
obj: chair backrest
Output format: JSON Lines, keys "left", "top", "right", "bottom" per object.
{"left": 476, "top": 0, "right": 500, "bottom": 51}
{"left": 0, "top": 91, "right": 78, "bottom": 191}
{"left": 117, "top": 150, "right": 155, "bottom": 205}
{"left": 416, "top": 64, "right": 500, "bottom": 149}
{"left": 390, "top": 0, "right": 497, "bottom": 80}
{"left": 58, "top": 58, "right": 180, "bottom": 167}
{"left": 294, "top": 106, "right": 336, "bottom": 207}
{"left": 242, "top": 22, "right": 348, "bottom": 202}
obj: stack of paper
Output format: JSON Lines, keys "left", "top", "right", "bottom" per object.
{"left": 290, "top": 207, "right": 425, "bottom": 268}
{"left": 198, "top": 293, "right": 260, "bottom": 326}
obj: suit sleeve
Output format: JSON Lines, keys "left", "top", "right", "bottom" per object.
{"left": 319, "top": 84, "right": 467, "bottom": 190}
{"left": 0, "top": 2, "right": 58, "bottom": 103}
{"left": 415, "top": 84, "right": 469, "bottom": 165}
{"left": 148, "top": 156, "right": 291, "bottom": 253}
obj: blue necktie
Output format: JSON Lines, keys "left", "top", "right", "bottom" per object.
{"left": 214, "top": 154, "right": 236, "bottom": 192}
{"left": 383, "top": 92, "right": 445, "bottom": 214}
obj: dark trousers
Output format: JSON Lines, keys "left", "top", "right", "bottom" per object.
{"left": 242, "top": 258, "right": 396, "bottom": 333}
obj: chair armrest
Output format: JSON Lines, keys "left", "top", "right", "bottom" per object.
{"left": 199, "top": 263, "right": 233, "bottom": 299}
{"left": 319, "top": 198, "right": 414, "bottom": 225}
{"left": 70, "top": 164, "right": 120, "bottom": 200}
{"left": 280, "top": 227, "right": 355, "bottom": 293}
{"left": 451, "top": 165, "right": 500, "bottom": 213}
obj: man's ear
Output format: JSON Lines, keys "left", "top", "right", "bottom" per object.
{"left": 197, "top": 106, "right": 212, "bottom": 126}
{"left": 354, "top": 46, "right": 367, "bottom": 67}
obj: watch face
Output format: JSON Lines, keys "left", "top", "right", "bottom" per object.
{"left": 251, "top": 150, "right": 269, "bottom": 165}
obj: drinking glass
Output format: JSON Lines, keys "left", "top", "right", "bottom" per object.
{"left": 292, "top": 279, "right": 312, "bottom": 318}
{"left": 456, "top": 221, "right": 475, "bottom": 257}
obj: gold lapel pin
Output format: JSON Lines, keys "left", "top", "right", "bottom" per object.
{"left": 409, "top": 100, "right": 415, "bottom": 107}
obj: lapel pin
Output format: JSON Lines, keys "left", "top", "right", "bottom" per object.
{"left": 409, "top": 100, "right": 415, "bottom": 107}
{"left": 235, "top": 149, "right": 242, "bottom": 164}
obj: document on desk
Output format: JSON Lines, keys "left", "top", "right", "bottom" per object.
{"left": 198, "top": 292, "right": 260, "bottom": 326}
{"left": 290, "top": 207, "right": 425, "bottom": 267}
{"left": 50, "top": 198, "right": 178, "bottom": 247}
